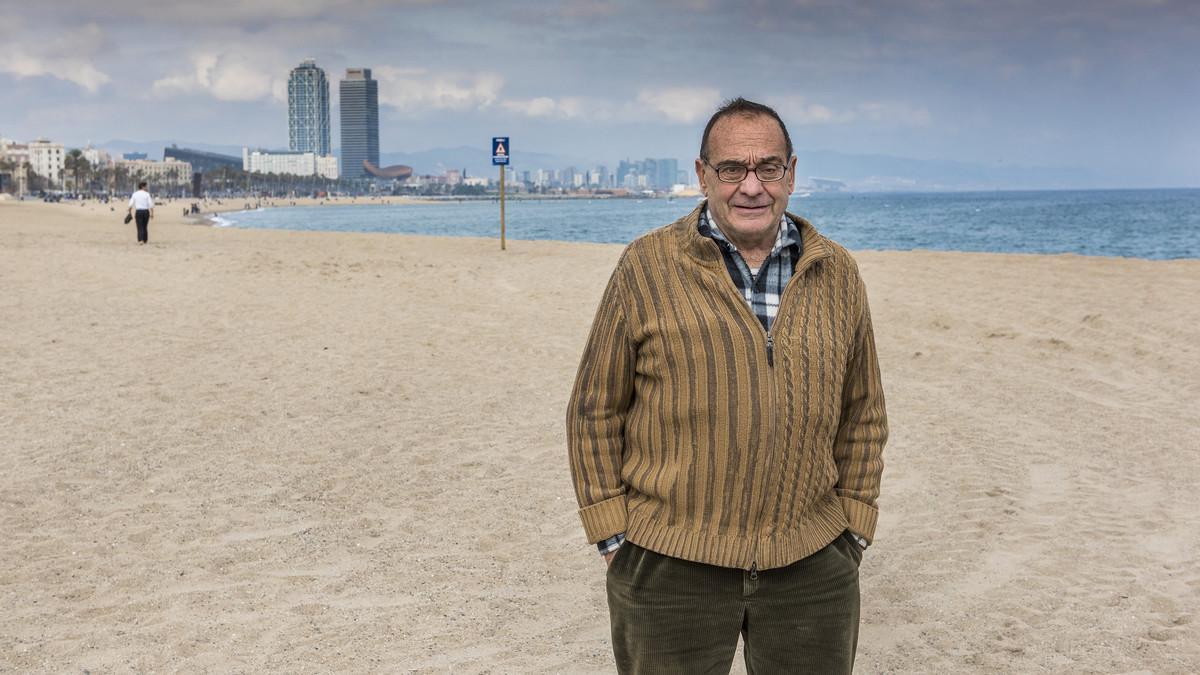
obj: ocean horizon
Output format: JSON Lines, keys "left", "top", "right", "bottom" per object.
{"left": 216, "top": 188, "right": 1200, "bottom": 260}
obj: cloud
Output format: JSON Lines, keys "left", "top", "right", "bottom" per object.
{"left": 0, "top": 23, "right": 111, "bottom": 92}
{"left": 152, "top": 52, "right": 290, "bottom": 102}
{"left": 373, "top": 67, "right": 503, "bottom": 112}
{"left": 636, "top": 88, "right": 723, "bottom": 123}
{"left": 770, "top": 95, "right": 932, "bottom": 128}
{"left": 854, "top": 102, "right": 932, "bottom": 127}
{"left": 770, "top": 96, "right": 841, "bottom": 125}
{"left": 28, "top": 0, "right": 427, "bottom": 28}
{"left": 500, "top": 96, "right": 586, "bottom": 118}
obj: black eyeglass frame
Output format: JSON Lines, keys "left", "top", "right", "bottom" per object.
{"left": 702, "top": 159, "right": 791, "bottom": 184}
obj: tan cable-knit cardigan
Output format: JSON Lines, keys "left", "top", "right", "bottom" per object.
{"left": 567, "top": 204, "right": 887, "bottom": 570}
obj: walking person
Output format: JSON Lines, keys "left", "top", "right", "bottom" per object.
{"left": 567, "top": 97, "right": 888, "bottom": 673}
{"left": 127, "top": 181, "right": 154, "bottom": 245}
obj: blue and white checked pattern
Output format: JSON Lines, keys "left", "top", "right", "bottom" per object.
{"left": 698, "top": 208, "right": 801, "bottom": 332}
{"left": 599, "top": 533, "right": 624, "bottom": 555}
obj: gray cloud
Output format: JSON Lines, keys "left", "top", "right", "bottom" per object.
{"left": 1, "top": 0, "right": 1196, "bottom": 185}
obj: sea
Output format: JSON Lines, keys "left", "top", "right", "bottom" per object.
{"left": 216, "top": 189, "right": 1200, "bottom": 260}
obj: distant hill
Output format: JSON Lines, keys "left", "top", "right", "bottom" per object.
{"left": 795, "top": 150, "right": 1106, "bottom": 192}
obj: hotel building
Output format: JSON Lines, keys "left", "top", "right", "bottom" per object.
{"left": 287, "top": 60, "right": 331, "bottom": 156}
{"left": 339, "top": 68, "right": 379, "bottom": 179}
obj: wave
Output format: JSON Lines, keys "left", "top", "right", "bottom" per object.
{"left": 209, "top": 207, "right": 266, "bottom": 228}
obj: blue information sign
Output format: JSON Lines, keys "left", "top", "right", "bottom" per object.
{"left": 492, "top": 137, "right": 510, "bottom": 165}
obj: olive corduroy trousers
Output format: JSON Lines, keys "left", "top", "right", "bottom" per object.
{"left": 606, "top": 536, "right": 861, "bottom": 674}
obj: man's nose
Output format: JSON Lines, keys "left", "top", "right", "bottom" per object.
{"left": 737, "top": 171, "right": 765, "bottom": 196}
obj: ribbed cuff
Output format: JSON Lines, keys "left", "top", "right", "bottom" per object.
{"left": 839, "top": 496, "right": 879, "bottom": 544}
{"left": 578, "top": 495, "right": 627, "bottom": 544}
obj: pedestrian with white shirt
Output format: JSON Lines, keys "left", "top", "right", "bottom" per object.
{"left": 127, "top": 182, "right": 154, "bottom": 245}
{"left": 567, "top": 97, "right": 888, "bottom": 673}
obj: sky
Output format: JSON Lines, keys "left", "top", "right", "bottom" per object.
{"left": 2, "top": 0, "right": 1198, "bottom": 187}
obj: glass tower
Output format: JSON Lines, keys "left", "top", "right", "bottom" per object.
{"left": 288, "top": 59, "right": 331, "bottom": 156}
{"left": 339, "top": 68, "right": 379, "bottom": 179}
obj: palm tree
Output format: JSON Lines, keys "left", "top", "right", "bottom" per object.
{"left": 63, "top": 149, "right": 93, "bottom": 194}
{"left": 0, "top": 157, "right": 15, "bottom": 195}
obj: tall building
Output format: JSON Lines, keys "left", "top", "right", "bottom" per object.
{"left": 656, "top": 158, "right": 679, "bottom": 190}
{"left": 339, "top": 68, "right": 379, "bottom": 179}
{"left": 288, "top": 59, "right": 331, "bottom": 156}
{"left": 28, "top": 139, "right": 65, "bottom": 186}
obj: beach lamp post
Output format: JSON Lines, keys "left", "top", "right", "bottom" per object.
{"left": 492, "top": 137, "right": 509, "bottom": 251}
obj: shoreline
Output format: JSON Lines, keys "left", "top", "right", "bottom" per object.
{"left": 3, "top": 199, "right": 1199, "bottom": 262}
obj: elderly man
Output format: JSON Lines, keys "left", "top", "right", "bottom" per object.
{"left": 567, "top": 98, "right": 887, "bottom": 673}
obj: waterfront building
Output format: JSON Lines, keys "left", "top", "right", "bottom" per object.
{"left": 82, "top": 145, "right": 112, "bottom": 168}
{"left": 0, "top": 138, "right": 30, "bottom": 166}
{"left": 338, "top": 68, "right": 379, "bottom": 179}
{"left": 0, "top": 139, "right": 31, "bottom": 194}
{"left": 28, "top": 139, "right": 65, "bottom": 185}
{"left": 116, "top": 158, "right": 193, "bottom": 184}
{"left": 242, "top": 148, "right": 338, "bottom": 180}
{"left": 588, "top": 165, "right": 608, "bottom": 188}
{"left": 656, "top": 159, "right": 679, "bottom": 191}
{"left": 288, "top": 59, "right": 331, "bottom": 156}
{"left": 164, "top": 146, "right": 241, "bottom": 173}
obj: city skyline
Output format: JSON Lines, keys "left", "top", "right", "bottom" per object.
{"left": 2, "top": 1, "right": 1198, "bottom": 188}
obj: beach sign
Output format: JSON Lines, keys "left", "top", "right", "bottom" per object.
{"left": 493, "top": 136, "right": 509, "bottom": 250}
{"left": 492, "top": 137, "right": 510, "bottom": 165}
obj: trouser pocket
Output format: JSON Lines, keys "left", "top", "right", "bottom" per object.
{"left": 835, "top": 530, "right": 863, "bottom": 567}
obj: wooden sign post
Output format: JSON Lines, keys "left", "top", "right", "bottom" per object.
{"left": 492, "top": 137, "right": 509, "bottom": 251}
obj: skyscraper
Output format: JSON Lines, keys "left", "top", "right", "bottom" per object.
{"left": 288, "top": 59, "right": 331, "bottom": 156}
{"left": 656, "top": 158, "right": 679, "bottom": 190}
{"left": 339, "top": 68, "right": 379, "bottom": 179}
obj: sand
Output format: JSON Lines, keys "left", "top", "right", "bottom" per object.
{"left": 2, "top": 199, "right": 1198, "bottom": 673}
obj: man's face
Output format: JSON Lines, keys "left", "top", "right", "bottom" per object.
{"left": 695, "top": 114, "right": 796, "bottom": 245}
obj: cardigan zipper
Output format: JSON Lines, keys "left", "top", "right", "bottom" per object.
{"left": 704, "top": 240, "right": 803, "bottom": 572}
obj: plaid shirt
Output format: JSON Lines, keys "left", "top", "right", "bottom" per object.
{"left": 698, "top": 208, "right": 801, "bottom": 332}
{"left": 598, "top": 207, "right": 803, "bottom": 557}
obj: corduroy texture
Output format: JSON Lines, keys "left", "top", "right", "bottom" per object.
{"left": 606, "top": 541, "right": 860, "bottom": 673}
{"left": 567, "top": 204, "right": 888, "bottom": 570}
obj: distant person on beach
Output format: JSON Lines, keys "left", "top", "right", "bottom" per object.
{"left": 567, "top": 97, "right": 888, "bottom": 673}
{"left": 127, "top": 182, "right": 154, "bottom": 245}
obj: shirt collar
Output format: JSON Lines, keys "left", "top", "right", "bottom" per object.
{"left": 699, "top": 206, "right": 800, "bottom": 256}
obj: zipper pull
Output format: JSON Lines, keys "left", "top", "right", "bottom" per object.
{"left": 749, "top": 562, "right": 758, "bottom": 580}
{"left": 765, "top": 334, "right": 774, "bottom": 367}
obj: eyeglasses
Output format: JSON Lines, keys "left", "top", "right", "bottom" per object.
{"left": 704, "top": 160, "right": 789, "bottom": 183}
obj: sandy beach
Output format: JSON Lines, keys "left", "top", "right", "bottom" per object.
{"left": 1, "top": 199, "right": 1198, "bottom": 673}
